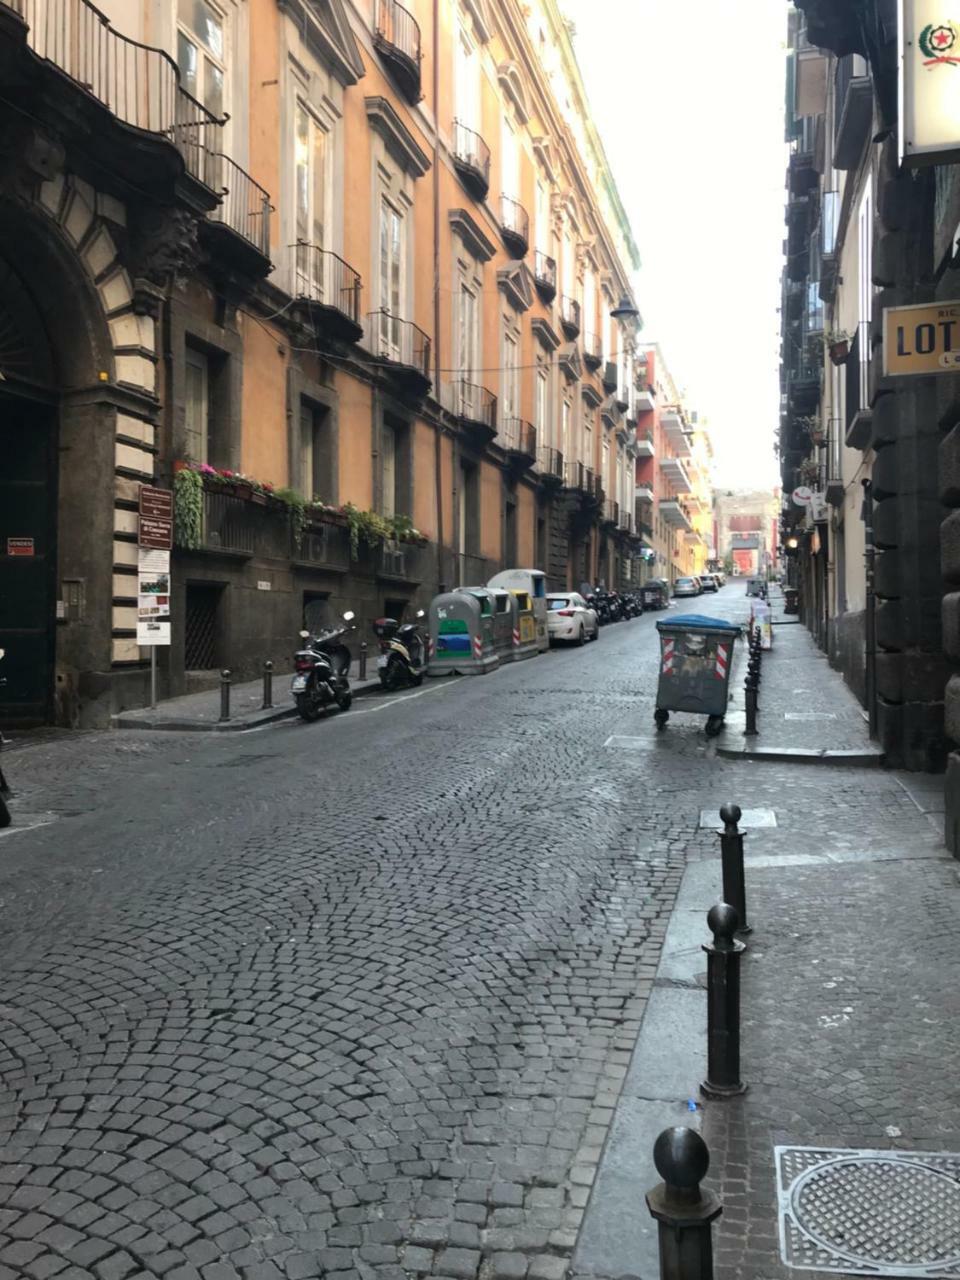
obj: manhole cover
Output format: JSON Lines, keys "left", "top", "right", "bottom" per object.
{"left": 776, "top": 1146, "right": 960, "bottom": 1276}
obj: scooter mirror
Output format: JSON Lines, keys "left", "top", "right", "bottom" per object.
{"left": 299, "top": 630, "right": 310, "bottom": 638}
{"left": 416, "top": 609, "right": 425, "bottom": 618}
{"left": 342, "top": 610, "right": 355, "bottom": 622}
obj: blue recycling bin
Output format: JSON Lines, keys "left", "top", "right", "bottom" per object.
{"left": 654, "top": 614, "right": 741, "bottom": 737}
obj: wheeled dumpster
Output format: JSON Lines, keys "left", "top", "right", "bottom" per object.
{"left": 640, "top": 580, "right": 669, "bottom": 610}
{"left": 745, "top": 576, "right": 766, "bottom": 598}
{"left": 428, "top": 590, "right": 499, "bottom": 676}
{"left": 487, "top": 569, "right": 549, "bottom": 652}
{"left": 467, "top": 588, "right": 516, "bottom": 663}
{"left": 654, "top": 614, "right": 740, "bottom": 737}
{"left": 509, "top": 590, "right": 539, "bottom": 661}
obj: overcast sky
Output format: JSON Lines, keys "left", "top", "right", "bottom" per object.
{"left": 568, "top": 0, "right": 785, "bottom": 491}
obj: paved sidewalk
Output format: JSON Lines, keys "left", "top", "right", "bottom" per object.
{"left": 719, "top": 593, "right": 882, "bottom": 764}
{"left": 112, "top": 663, "right": 382, "bottom": 731}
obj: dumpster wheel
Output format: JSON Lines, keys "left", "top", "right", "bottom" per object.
{"left": 654, "top": 709, "right": 669, "bottom": 730}
{"left": 705, "top": 715, "right": 724, "bottom": 738}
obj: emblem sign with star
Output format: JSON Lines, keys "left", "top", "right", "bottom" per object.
{"left": 920, "top": 20, "right": 960, "bottom": 63}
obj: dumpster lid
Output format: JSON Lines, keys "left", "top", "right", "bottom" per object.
{"left": 657, "top": 614, "right": 741, "bottom": 634}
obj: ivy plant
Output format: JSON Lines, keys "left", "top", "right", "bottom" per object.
{"left": 174, "top": 467, "right": 204, "bottom": 550}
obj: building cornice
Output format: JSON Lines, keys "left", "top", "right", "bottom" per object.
{"left": 448, "top": 209, "right": 497, "bottom": 262}
{"left": 364, "top": 97, "right": 431, "bottom": 177}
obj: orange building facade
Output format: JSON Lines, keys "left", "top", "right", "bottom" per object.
{"left": 0, "top": 0, "right": 645, "bottom": 724}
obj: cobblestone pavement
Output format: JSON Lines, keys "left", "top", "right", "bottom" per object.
{"left": 0, "top": 595, "right": 726, "bottom": 1280}
{"left": 1, "top": 588, "right": 951, "bottom": 1280}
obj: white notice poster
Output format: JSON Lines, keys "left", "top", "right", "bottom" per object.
{"left": 137, "top": 546, "right": 171, "bottom": 646}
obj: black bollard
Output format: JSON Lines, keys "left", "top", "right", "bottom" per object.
{"left": 262, "top": 660, "right": 273, "bottom": 710}
{"left": 359, "top": 640, "right": 368, "bottom": 681}
{"left": 718, "top": 804, "right": 750, "bottom": 934}
{"left": 744, "top": 679, "right": 759, "bottom": 737}
{"left": 219, "top": 669, "right": 231, "bottom": 722}
{"left": 646, "top": 1127, "right": 722, "bottom": 1279}
{"left": 701, "top": 902, "right": 747, "bottom": 1099}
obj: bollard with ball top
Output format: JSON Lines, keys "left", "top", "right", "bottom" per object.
{"left": 359, "top": 640, "right": 368, "bottom": 681}
{"left": 701, "top": 902, "right": 747, "bottom": 1100}
{"left": 261, "top": 660, "right": 273, "bottom": 710}
{"left": 219, "top": 669, "right": 231, "bottom": 723}
{"left": 646, "top": 1127, "right": 722, "bottom": 1280}
{"left": 718, "top": 805, "right": 750, "bottom": 934}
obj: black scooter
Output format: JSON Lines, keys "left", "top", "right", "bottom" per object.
{"left": 291, "top": 611, "right": 356, "bottom": 721}
{"left": 373, "top": 611, "right": 427, "bottom": 690}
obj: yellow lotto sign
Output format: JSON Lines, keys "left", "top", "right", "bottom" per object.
{"left": 883, "top": 301, "right": 960, "bottom": 375}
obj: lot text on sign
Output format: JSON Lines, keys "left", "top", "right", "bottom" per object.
{"left": 883, "top": 301, "right": 960, "bottom": 375}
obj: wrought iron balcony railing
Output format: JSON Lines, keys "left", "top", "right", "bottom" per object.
{"left": 501, "top": 417, "right": 536, "bottom": 462}
{"left": 582, "top": 333, "right": 603, "bottom": 369}
{"left": 452, "top": 119, "right": 490, "bottom": 200}
{"left": 500, "top": 195, "right": 529, "bottom": 256}
{"left": 294, "top": 244, "right": 363, "bottom": 325}
{"left": 373, "top": 0, "right": 421, "bottom": 103}
{"left": 536, "top": 445, "right": 564, "bottom": 482}
{"left": 209, "top": 153, "right": 272, "bottom": 257}
{"left": 560, "top": 295, "right": 581, "bottom": 338}
{"left": 456, "top": 380, "right": 497, "bottom": 432}
{"left": 534, "top": 251, "right": 557, "bottom": 300}
{"left": 368, "top": 310, "right": 431, "bottom": 380}
{"left": 8, "top": 0, "right": 224, "bottom": 188}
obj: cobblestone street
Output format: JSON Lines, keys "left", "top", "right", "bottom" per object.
{"left": 0, "top": 592, "right": 740, "bottom": 1280}
{"left": 1, "top": 586, "right": 956, "bottom": 1280}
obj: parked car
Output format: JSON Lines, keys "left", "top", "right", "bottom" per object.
{"left": 673, "top": 576, "right": 701, "bottom": 598}
{"left": 700, "top": 573, "right": 718, "bottom": 592}
{"left": 546, "top": 593, "right": 600, "bottom": 645}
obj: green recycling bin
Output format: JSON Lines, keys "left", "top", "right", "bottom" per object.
{"left": 654, "top": 614, "right": 741, "bottom": 738}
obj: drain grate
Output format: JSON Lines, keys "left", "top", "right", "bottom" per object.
{"left": 776, "top": 1146, "right": 960, "bottom": 1276}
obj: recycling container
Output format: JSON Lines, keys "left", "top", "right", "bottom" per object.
{"left": 654, "top": 614, "right": 741, "bottom": 737}
{"left": 428, "top": 590, "right": 499, "bottom": 676}
{"left": 509, "top": 590, "right": 539, "bottom": 661}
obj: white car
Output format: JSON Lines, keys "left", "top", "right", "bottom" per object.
{"left": 673, "top": 576, "right": 701, "bottom": 598}
{"left": 546, "top": 593, "right": 599, "bottom": 645}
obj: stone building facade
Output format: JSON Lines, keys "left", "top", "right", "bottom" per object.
{"left": 0, "top": 0, "right": 648, "bottom": 726}
{"left": 783, "top": 0, "right": 960, "bottom": 844}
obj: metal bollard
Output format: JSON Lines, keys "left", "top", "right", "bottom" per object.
{"left": 744, "top": 679, "right": 759, "bottom": 737}
{"left": 219, "top": 669, "right": 231, "bottom": 722}
{"left": 718, "top": 804, "right": 750, "bottom": 934}
{"left": 359, "top": 640, "right": 368, "bottom": 681}
{"left": 261, "top": 660, "right": 273, "bottom": 710}
{"left": 646, "top": 1127, "right": 722, "bottom": 1279}
{"left": 701, "top": 902, "right": 747, "bottom": 1099}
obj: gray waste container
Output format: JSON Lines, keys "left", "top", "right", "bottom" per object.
{"left": 654, "top": 614, "right": 740, "bottom": 737}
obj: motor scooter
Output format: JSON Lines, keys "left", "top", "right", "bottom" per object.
{"left": 291, "top": 611, "right": 356, "bottom": 721}
{"left": 373, "top": 610, "right": 426, "bottom": 690}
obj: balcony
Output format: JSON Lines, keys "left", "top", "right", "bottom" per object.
{"left": 375, "top": 539, "right": 425, "bottom": 584}
{"left": 602, "top": 499, "right": 620, "bottom": 527}
{"left": 373, "top": 0, "right": 422, "bottom": 104}
{"left": 367, "top": 310, "right": 432, "bottom": 398}
{"left": 844, "top": 322, "right": 872, "bottom": 450}
{"left": 197, "top": 490, "right": 352, "bottom": 572}
{"left": 834, "top": 53, "right": 873, "bottom": 171}
{"left": 660, "top": 408, "right": 692, "bottom": 455}
{"left": 204, "top": 153, "right": 273, "bottom": 276}
{"left": 456, "top": 380, "right": 497, "bottom": 447}
{"left": 601, "top": 360, "right": 618, "bottom": 394}
{"left": 560, "top": 296, "right": 581, "bottom": 339}
{"left": 294, "top": 244, "right": 363, "bottom": 343}
{"left": 566, "top": 460, "right": 601, "bottom": 506}
{"left": 582, "top": 333, "right": 603, "bottom": 371}
{"left": 500, "top": 195, "right": 529, "bottom": 257}
{"left": 788, "top": 146, "right": 818, "bottom": 197}
{"left": 618, "top": 509, "right": 633, "bottom": 535}
{"left": 659, "top": 499, "right": 692, "bottom": 532}
{"left": 536, "top": 446, "right": 564, "bottom": 487}
{"left": 457, "top": 551, "right": 494, "bottom": 587}
{"left": 500, "top": 417, "right": 536, "bottom": 468}
{"left": 786, "top": 339, "right": 822, "bottom": 416}
{"left": 786, "top": 196, "right": 812, "bottom": 282}
{"left": 635, "top": 383, "right": 655, "bottom": 413}
{"left": 452, "top": 119, "right": 490, "bottom": 201}
{"left": 634, "top": 429, "right": 655, "bottom": 458}
{"left": 294, "top": 519, "right": 352, "bottom": 573}
{"left": 660, "top": 456, "right": 692, "bottom": 493}
{"left": 534, "top": 251, "right": 557, "bottom": 302}
{"left": 635, "top": 483, "right": 654, "bottom": 504}
{"left": 6, "top": 0, "right": 224, "bottom": 196}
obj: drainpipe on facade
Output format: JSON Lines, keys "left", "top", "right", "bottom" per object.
{"left": 861, "top": 478, "right": 878, "bottom": 737}
{"left": 432, "top": 0, "right": 446, "bottom": 593}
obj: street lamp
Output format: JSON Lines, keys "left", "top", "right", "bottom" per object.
{"left": 610, "top": 294, "right": 640, "bottom": 322}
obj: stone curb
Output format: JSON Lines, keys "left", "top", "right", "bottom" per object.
{"left": 716, "top": 743, "right": 885, "bottom": 766}
{"left": 111, "top": 675, "right": 384, "bottom": 733}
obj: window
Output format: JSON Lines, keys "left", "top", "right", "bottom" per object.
{"left": 456, "top": 29, "right": 480, "bottom": 130}
{"left": 300, "top": 402, "right": 331, "bottom": 502}
{"left": 535, "top": 363, "right": 549, "bottom": 445}
{"left": 561, "top": 398, "right": 570, "bottom": 469}
{"left": 295, "top": 102, "right": 328, "bottom": 294}
{"left": 501, "top": 116, "right": 519, "bottom": 200}
{"left": 601, "top": 291, "right": 611, "bottom": 361}
{"left": 535, "top": 179, "right": 550, "bottom": 255}
{"left": 379, "top": 197, "right": 405, "bottom": 358}
{"left": 184, "top": 347, "right": 209, "bottom": 463}
{"left": 602, "top": 436, "right": 610, "bottom": 490}
{"left": 502, "top": 325, "right": 519, "bottom": 420}
{"left": 562, "top": 228, "right": 574, "bottom": 298}
{"left": 458, "top": 278, "right": 480, "bottom": 380}
{"left": 583, "top": 269, "right": 596, "bottom": 337}
{"left": 177, "top": 0, "right": 225, "bottom": 118}
{"left": 857, "top": 177, "right": 873, "bottom": 411}
{"left": 382, "top": 422, "right": 398, "bottom": 518}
